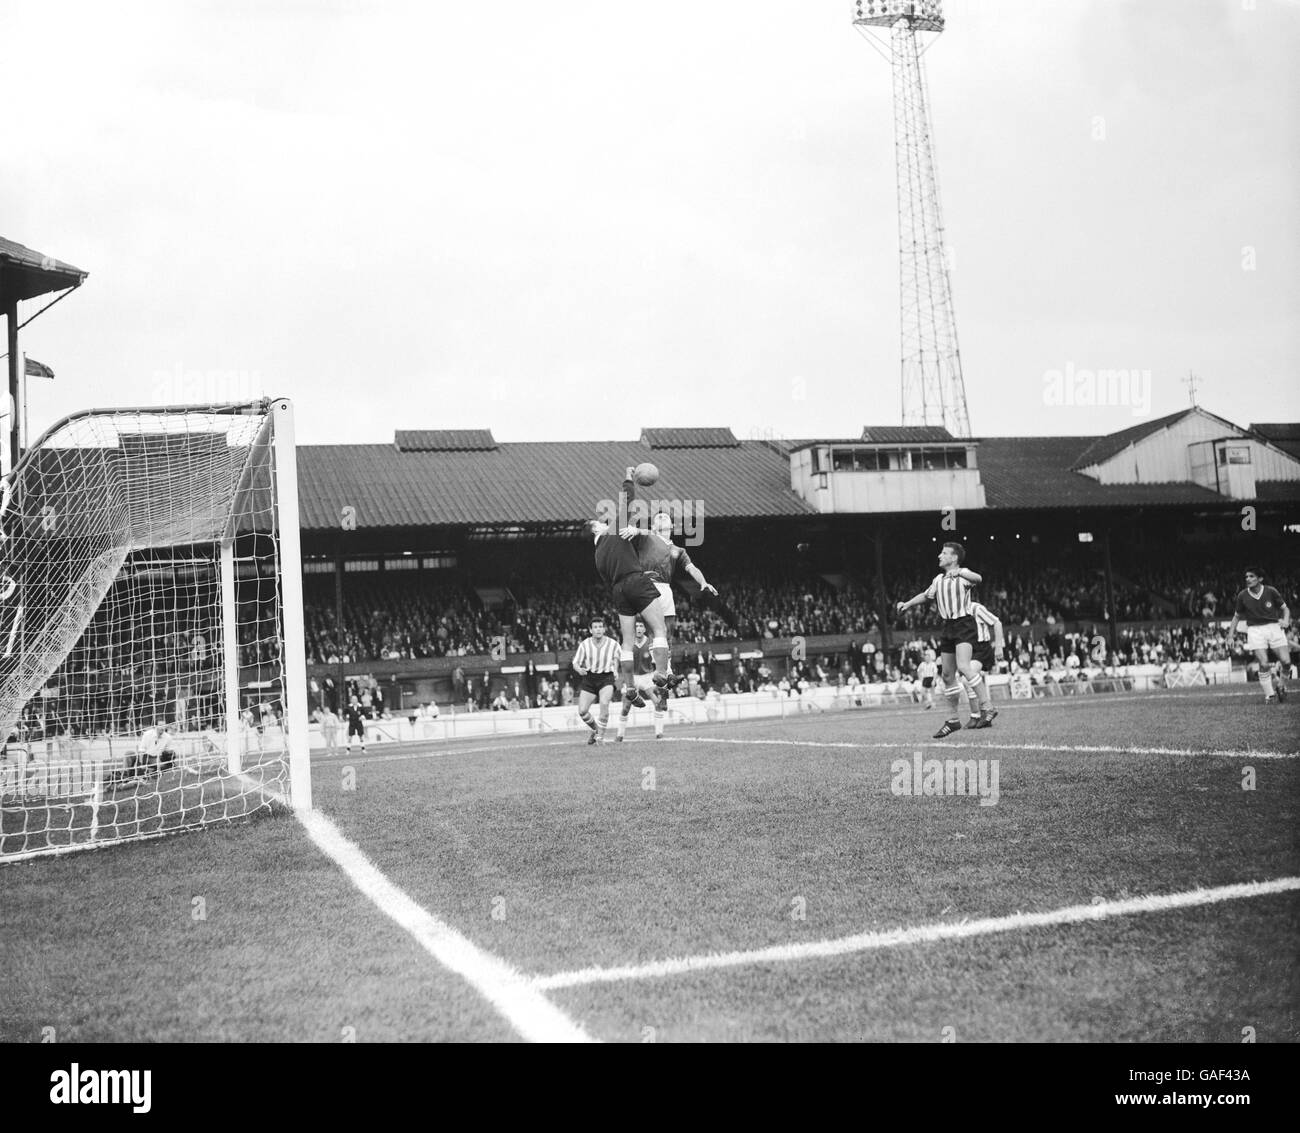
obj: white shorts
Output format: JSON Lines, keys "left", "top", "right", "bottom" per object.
{"left": 654, "top": 581, "right": 676, "bottom": 618}
{"left": 1245, "top": 623, "right": 1288, "bottom": 653}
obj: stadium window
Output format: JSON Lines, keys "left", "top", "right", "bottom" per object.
{"left": 344, "top": 559, "right": 379, "bottom": 573}
{"left": 946, "top": 449, "right": 967, "bottom": 469}
{"left": 302, "top": 561, "right": 334, "bottom": 574}
{"left": 385, "top": 557, "right": 419, "bottom": 571}
{"left": 832, "top": 449, "right": 855, "bottom": 471}
{"left": 1077, "top": 532, "right": 1093, "bottom": 543}
{"left": 858, "top": 450, "right": 879, "bottom": 471}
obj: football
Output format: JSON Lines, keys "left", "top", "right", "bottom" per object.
{"left": 633, "top": 462, "right": 659, "bottom": 487}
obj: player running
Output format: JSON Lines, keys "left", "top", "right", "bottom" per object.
{"left": 572, "top": 616, "right": 620, "bottom": 745}
{"left": 589, "top": 467, "right": 671, "bottom": 706}
{"left": 1228, "top": 568, "right": 1292, "bottom": 704}
{"left": 895, "top": 541, "right": 983, "bottom": 738}
{"left": 962, "top": 601, "right": 1002, "bottom": 728}
{"left": 614, "top": 618, "right": 669, "bottom": 741}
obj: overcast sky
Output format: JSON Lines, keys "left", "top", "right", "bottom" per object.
{"left": 4, "top": 0, "right": 1297, "bottom": 447}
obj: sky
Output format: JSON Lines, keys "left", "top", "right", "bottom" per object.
{"left": 3, "top": 0, "right": 1297, "bottom": 448}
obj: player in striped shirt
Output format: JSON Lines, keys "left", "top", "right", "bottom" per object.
{"left": 896, "top": 541, "right": 983, "bottom": 738}
{"left": 1227, "top": 568, "right": 1291, "bottom": 704}
{"left": 962, "top": 601, "right": 1003, "bottom": 728}
{"left": 573, "top": 616, "right": 621, "bottom": 744}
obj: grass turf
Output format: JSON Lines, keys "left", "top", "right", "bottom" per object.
{"left": 2, "top": 685, "right": 1296, "bottom": 1041}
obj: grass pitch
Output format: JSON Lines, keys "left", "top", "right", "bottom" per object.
{"left": 2, "top": 686, "right": 1296, "bottom": 1042}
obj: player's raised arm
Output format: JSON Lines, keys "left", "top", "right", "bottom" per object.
{"left": 897, "top": 579, "right": 936, "bottom": 615}
{"left": 956, "top": 567, "right": 982, "bottom": 584}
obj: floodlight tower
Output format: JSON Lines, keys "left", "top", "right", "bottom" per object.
{"left": 854, "top": 0, "right": 971, "bottom": 437}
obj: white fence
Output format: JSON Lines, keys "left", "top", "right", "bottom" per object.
{"left": 308, "top": 663, "right": 1244, "bottom": 748}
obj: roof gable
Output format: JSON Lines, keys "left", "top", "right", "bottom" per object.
{"left": 1070, "top": 407, "right": 1245, "bottom": 471}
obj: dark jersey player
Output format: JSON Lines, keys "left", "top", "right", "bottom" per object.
{"left": 589, "top": 467, "right": 670, "bottom": 703}
{"left": 1227, "top": 568, "right": 1292, "bottom": 704}
{"left": 615, "top": 619, "right": 668, "bottom": 741}
{"left": 624, "top": 511, "right": 720, "bottom": 687}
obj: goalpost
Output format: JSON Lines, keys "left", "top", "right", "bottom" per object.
{"left": 0, "top": 398, "right": 311, "bottom": 863}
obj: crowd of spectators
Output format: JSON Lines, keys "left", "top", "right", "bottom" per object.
{"left": 303, "top": 550, "right": 1297, "bottom": 666}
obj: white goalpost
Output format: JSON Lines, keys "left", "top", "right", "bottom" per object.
{"left": 0, "top": 397, "right": 311, "bottom": 863}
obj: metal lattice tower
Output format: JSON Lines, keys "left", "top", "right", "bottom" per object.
{"left": 854, "top": 0, "right": 971, "bottom": 437}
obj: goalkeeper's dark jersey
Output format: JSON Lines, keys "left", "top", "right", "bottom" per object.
{"left": 594, "top": 477, "right": 639, "bottom": 587}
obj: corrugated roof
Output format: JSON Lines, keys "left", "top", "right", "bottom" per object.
{"left": 640, "top": 427, "right": 738, "bottom": 448}
{"left": 394, "top": 429, "right": 497, "bottom": 452}
{"left": 977, "top": 436, "right": 1228, "bottom": 509}
{"left": 0, "top": 235, "right": 88, "bottom": 305}
{"left": 297, "top": 425, "right": 1295, "bottom": 532}
{"left": 860, "top": 425, "right": 955, "bottom": 443}
{"left": 1251, "top": 423, "right": 1300, "bottom": 461}
{"left": 1254, "top": 481, "right": 1300, "bottom": 502}
{"left": 297, "top": 439, "right": 813, "bottom": 531}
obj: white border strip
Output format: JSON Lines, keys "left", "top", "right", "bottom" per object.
{"left": 662, "top": 737, "right": 1299, "bottom": 759}
{"left": 236, "top": 772, "right": 593, "bottom": 1042}
{"left": 296, "top": 807, "right": 594, "bottom": 1042}
{"left": 531, "top": 877, "right": 1300, "bottom": 991}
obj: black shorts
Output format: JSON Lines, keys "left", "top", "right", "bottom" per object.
{"left": 347, "top": 720, "right": 366, "bottom": 737}
{"left": 972, "top": 641, "right": 995, "bottom": 670}
{"left": 921, "top": 676, "right": 935, "bottom": 689}
{"left": 612, "top": 572, "right": 661, "bottom": 618}
{"left": 580, "top": 672, "right": 616, "bottom": 696}
{"left": 938, "top": 615, "right": 978, "bottom": 656}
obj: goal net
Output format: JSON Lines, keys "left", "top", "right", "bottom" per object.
{"left": 0, "top": 398, "right": 311, "bottom": 863}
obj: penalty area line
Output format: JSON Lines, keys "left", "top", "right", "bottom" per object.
{"left": 236, "top": 773, "right": 594, "bottom": 1042}
{"left": 531, "top": 877, "right": 1300, "bottom": 991}
{"left": 661, "top": 736, "right": 1298, "bottom": 759}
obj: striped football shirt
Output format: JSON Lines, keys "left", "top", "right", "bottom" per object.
{"left": 573, "top": 634, "right": 620, "bottom": 674}
{"left": 971, "top": 602, "right": 1001, "bottom": 643}
{"left": 926, "top": 571, "right": 975, "bottom": 620}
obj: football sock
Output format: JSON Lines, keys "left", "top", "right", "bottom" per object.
{"left": 579, "top": 710, "right": 597, "bottom": 732}
{"left": 596, "top": 709, "right": 608, "bottom": 739}
{"left": 970, "top": 673, "right": 990, "bottom": 710}
{"left": 651, "top": 636, "right": 668, "bottom": 673}
{"left": 620, "top": 649, "right": 634, "bottom": 682}
{"left": 1260, "top": 672, "right": 1274, "bottom": 698}
{"left": 654, "top": 706, "right": 664, "bottom": 736}
{"left": 944, "top": 684, "right": 963, "bottom": 715}
{"left": 617, "top": 714, "right": 628, "bottom": 738}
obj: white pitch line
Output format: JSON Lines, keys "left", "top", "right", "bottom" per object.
{"left": 531, "top": 877, "right": 1300, "bottom": 991}
{"left": 661, "top": 736, "right": 1298, "bottom": 759}
{"left": 236, "top": 772, "right": 593, "bottom": 1042}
